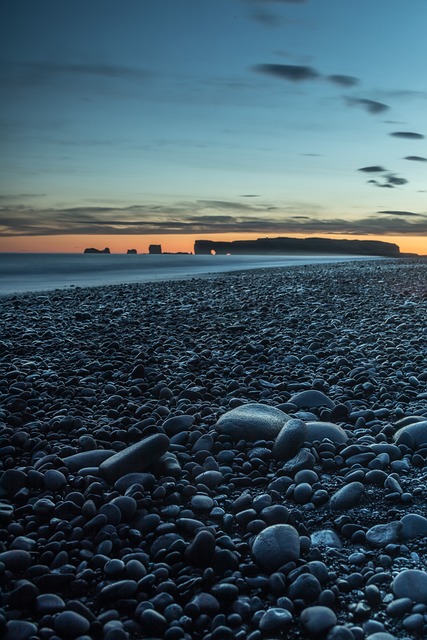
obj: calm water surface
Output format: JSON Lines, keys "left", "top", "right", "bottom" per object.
{"left": 0, "top": 253, "right": 377, "bottom": 295}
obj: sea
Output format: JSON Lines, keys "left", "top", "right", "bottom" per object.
{"left": 0, "top": 253, "right": 378, "bottom": 296}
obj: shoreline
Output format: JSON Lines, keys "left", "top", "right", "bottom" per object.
{"left": 2, "top": 259, "right": 427, "bottom": 639}
{"left": 0, "top": 253, "right": 387, "bottom": 297}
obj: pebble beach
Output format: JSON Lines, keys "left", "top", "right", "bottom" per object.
{"left": 2, "top": 258, "right": 427, "bottom": 640}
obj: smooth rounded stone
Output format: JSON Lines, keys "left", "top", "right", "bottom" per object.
{"left": 392, "top": 570, "right": 427, "bottom": 603}
{"left": 288, "top": 573, "right": 322, "bottom": 602}
{"left": 100, "top": 579, "right": 138, "bottom": 601}
{"left": 36, "top": 593, "right": 66, "bottom": 614}
{"left": 162, "top": 414, "right": 194, "bottom": 436}
{"left": 366, "top": 521, "right": 402, "bottom": 548}
{"left": 194, "top": 470, "right": 223, "bottom": 488}
{"left": 62, "top": 449, "right": 115, "bottom": 471}
{"left": 190, "top": 592, "right": 220, "bottom": 615}
{"left": 259, "top": 607, "right": 292, "bottom": 633}
{"left": 191, "top": 494, "right": 214, "bottom": 512}
{"left": 0, "top": 549, "right": 32, "bottom": 572}
{"left": 114, "top": 472, "right": 155, "bottom": 493}
{"left": 393, "top": 420, "right": 427, "bottom": 448}
{"left": 289, "top": 390, "right": 336, "bottom": 410}
{"left": 305, "top": 422, "right": 348, "bottom": 444}
{"left": 329, "top": 482, "right": 365, "bottom": 511}
{"left": 273, "top": 418, "right": 308, "bottom": 461}
{"left": 0, "top": 501, "right": 14, "bottom": 526}
{"left": 99, "top": 433, "right": 170, "bottom": 483}
{"left": 252, "top": 524, "right": 300, "bottom": 572}
{"left": 54, "top": 611, "right": 91, "bottom": 638}
{"left": 3, "top": 620, "right": 37, "bottom": 640}
{"left": 400, "top": 513, "right": 427, "bottom": 540}
{"left": 300, "top": 606, "right": 337, "bottom": 637}
{"left": 326, "top": 626, "right": 354, "bottom": 640}
{"left": 311, "top": 529, "right": 342, "bottom": 548}
{"left": 386, "top": 597, "right": 412, "bottom": 617}
{"left": 44, "top": 468, "right": 67, "bottom": 490}
{"left": 0, "top": 468, "right": 27, "bottom": 495}
{"left": 185, "top": 530, "right": 216, "bottom": 567}
{"left": 216, "top": 403, "right": 290, "bottom": 442}
{"left": 365, "top": 635, "right": 397, "bottom": 640}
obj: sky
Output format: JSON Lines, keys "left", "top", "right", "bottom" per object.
{"left": 1, "top": 0, "right": 427, "bottom": 254}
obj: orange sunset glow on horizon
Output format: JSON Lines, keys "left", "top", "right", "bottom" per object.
{"left": 0, "top": 233, "right": 425, "bottom": 256}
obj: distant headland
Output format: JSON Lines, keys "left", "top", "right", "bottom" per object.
{"left": 84, "top": 247, "right": 110, "bottom": 254}
{"left": 194, "top": 237, "right": 402, "bottom": 257}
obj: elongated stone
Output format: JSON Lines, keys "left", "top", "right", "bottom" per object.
{"left": 99, "top": 433, "right": 170, "bottom": 483}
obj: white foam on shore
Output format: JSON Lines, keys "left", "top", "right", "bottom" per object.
{"left": 0, "top": 253, "right": 382, "bottom": 295}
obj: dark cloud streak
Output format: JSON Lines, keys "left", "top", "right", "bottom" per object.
{"left": 346, "top": 98, "right": 390, "bottom": 114}
{"left": 253, "top": 64, "right": 319, "bottom": 81}
{"left": 327, "top": 75, "right": 359, "bottom": 87}
{"left": 391, "top": 131, "right": 425, "bottom": 139}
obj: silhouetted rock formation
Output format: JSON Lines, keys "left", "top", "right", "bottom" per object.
{"left": 84, "top": 247, "right": 110, "bottom": 254}
{"left": 149, "top": 244, "right": 162, "bottom": 254}
{"left": 194, "top": 237, "right": 400, "bottom": 257}
{"left": 127, "top": 249, "right": 137, "bottom": 254}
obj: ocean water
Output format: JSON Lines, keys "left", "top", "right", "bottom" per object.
{"left": 0, "top": 253, "right": 377, "bottom": 295}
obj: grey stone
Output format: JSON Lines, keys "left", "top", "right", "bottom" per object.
{"left": 54, "top": 611, "right": 91, "bottom": 638}
{"left": 259, "top": 608, "right": 292, "bottom": 633}
{"left": 392, "top": 569, "right": 427, "bottom": 603}
{"left": 252, "top": 524, "right": 300, "bottom": 572}
{"left": 62, "top": 449, "right": 115, "bottom": 471}
{"left": 300, "top": 606, "right": 337, "bottom": 636}
{"left": 329, "top": 482, "right": 365, "bottom": 510}
{"left": 400, "top": 513, "right": 427, "bottom": 540}
{"left": 273, "top": 418, "right": 307, "bottom": 461}
{"left": 306, "top": 421, "right": 348, "bottom": 444}
{"left": 99, "top": 433, "right": 170, "bottom": 483}
{"left": 311, "top": 529, "right": 342, "bottom": 548}
{"left": 394, "top": 420, "right": 427, "bottom": 448}
{"left": 289, "top": 390, "right": 336, "bottom": 409}
{"left": 366, "top": 521, "right": 402, "bottom": 547}
{"left": 216, "top": 403, "right": 290, "bottom": 442}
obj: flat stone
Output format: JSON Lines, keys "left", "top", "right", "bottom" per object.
{"left": 366, "top": 521, "right": 402, "bottom": 547}
{"left": 216, "top": 403, "right": 290, "bottom": 442}
{"left": 162, "top": 415, "right": 194, "bottom": 436}
{"left": 252, "top": 524, "right": 300, "bottom": 572}
{"left": 99, "top": 433, "right": 170, "bottom": 483}
{"left": 392, "top": 569, "right": 427, "bottom": 603}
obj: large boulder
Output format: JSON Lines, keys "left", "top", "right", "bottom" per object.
{"left": 216, "top": 403, "right": 290, "bottom": 442}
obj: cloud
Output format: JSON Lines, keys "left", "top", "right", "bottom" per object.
{"left": 253, "top": 64, "right": 319, "bottom": 81}
{"left": 378, "top": 210, "right": 425, "bottom": 217}
{"left": 390, "top": 131, "right": 425, "bottom": 139}
{"left": 240, "top": 194, "right": 260, "bottom": 197}
{"left": 345, "top": 98, "right": 390, "bottom": 114}
{"left": 358, "top": 166, "right": 387, "bottom": 173}
{"left": 367, "top": 173, "right": 408, "bottom": 188}
{"left": 327, "top": 75, "right": 359, "bottom": 87}
{"left": 404, "top": 155, "right": 427, "bottom": 162}
{"left": 3, "top": 200, "right": 427, "bottom": 238}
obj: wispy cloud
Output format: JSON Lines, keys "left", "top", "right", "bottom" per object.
{"left": 404, "top": 155, "right": 427, "bottom": 162}
{"left": 2, "top": 200, "right": 427, "bottom": 237}
{"left": 327, "top": 75, "right": 359, "bottom": 87}
{"left": 367, "top": 173, "right": 408, "bottom": 188}
{"left": 345, "top": 97, "right": 390, "bottom": 114}
{"left": 390, "top": 131, "right": 425, "bottom": 139}
{"left": 253, "top": 63, "right": 319, "bottom": 81}
{"left": 378, "top": 210, "right": 426, "bottom": 217}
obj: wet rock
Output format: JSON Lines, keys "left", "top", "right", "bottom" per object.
{"left": 306, "top": 421, "right": 348, "bottom": 444}
{"left": 329, "top": 482, "right": 365, "bottom": 511}
{"left": 366, "top": 521, "right": 402, "bottom": 547}
{"left": 216, "top": 402, "right": 290, "bottom": 442}
{"left": 273, "top": 418, "right": 307, "bottom": 461}
{"left": 392, "top": 569, "right": 427, "bottom": 603}
{"left": 289, "top": 390, "right": 336, "bottom": 410}
{"left": 300, "top": 605, "right": 337, "bottom": 637}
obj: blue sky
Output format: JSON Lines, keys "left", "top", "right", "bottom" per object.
{"left": 1, "top": 0, "right": 427, "bottom": 250}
